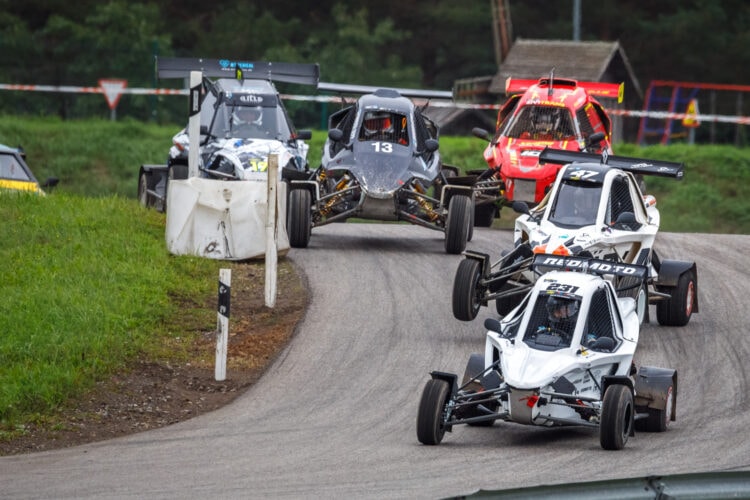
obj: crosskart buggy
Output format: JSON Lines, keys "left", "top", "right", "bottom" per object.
{"left": 468, "top": 72, "right": 622, "bottom": 227}
{"left": 419, "top": 254, "right": 677, "bottom": 451}
{"left": 138, "top": 57, "right": 318, "bottom": 212}
{"left": 286, "top": 83, "right": 477, "bottom": 254}
{"left": 452, "top": 147, "right": 698, "bottom": 327}
{"left": 0, "top": 143, "right": 58, "bottom": 195}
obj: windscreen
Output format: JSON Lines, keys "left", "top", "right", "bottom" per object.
{"left": 522, "top": 293, "right": 582, "bottom": 351}
{"left": 0, "top": 153, "right": 31, "bottom": 181}
{"left": 548, "top": 181, "right": 602, "bottom": 228}
{"left": 505, "top": 105, "right": 576, "bottom": 141}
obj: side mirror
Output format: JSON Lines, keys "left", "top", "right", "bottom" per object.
{"left": 613, "top": 211, "right": 636, "bottom": 231}
{"left": 590, "top": 336, "right": 615, "bottom": 352}
{"left": 424, "top": 138, "right": 439, "bottom": 152}
{"left": 42, "top": 177, "right": 60, "bottom": 189}
{"left": 511, "top": 200, "right": 530, "bottom": 215}
{"left": 484, "top": 318, "right": 503, "bottom": 332}
{"left": 296, "top": 130, "right": 312, "bottom": 141}
{"left": 585, "top": 131, "right": 606, "bottom": 149}
{"left": 328, "top": 128, "right": 344, "bottom": 142}
{"left": 472, "top": 127, "right": 492, "bottom": 141}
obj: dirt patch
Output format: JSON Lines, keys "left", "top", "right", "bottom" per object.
{"left": 0, "top": 259, "right": 307, "bottom": 456}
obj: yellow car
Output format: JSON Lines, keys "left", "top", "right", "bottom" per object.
{"left": 0, "top": 144, "right": 58, "bottom": 194}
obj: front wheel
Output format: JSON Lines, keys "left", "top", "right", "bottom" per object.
{"left": 656, "top": 270, "right": 695, "bottom": 326}
{"left": 452, "top": 259, "right": 484, "bottom": 321}
{"left": 416, "top": 379, "right": 451, "bottom": 445}
{"left": 600, "top": 384, "right": 634, "bottom": 450}
{"left": 445, "top": 194, "right": 472, "bottom": 254}
{"left": 287, "top": 188, "right": 312, "bottom": 248}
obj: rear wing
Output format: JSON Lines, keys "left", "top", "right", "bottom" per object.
{"left": 538, "top": 147, "right": 684, "bottom": 179}
{"left": 532, "top": 254, "right": 648, "bottom": 281}
{"left": 318, "top": 81, "right": 453, "bottom": 100}
{"left": 156, "top": 57, "right": 320, "bottom": 86}
{"left": 505, "top": 77, "right": 624, "bottom": 103}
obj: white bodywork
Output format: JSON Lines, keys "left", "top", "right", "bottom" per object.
{"left": 514, "top": 163, "right": 660, "bottom": 283}
{"left": 485, "top": 269, "right": 638, "bottom": 426}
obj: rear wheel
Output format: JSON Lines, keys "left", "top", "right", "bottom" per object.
{"left": 452, "top": 259, "right": 484, "bottom": 321}
{"left": 287, "top": 188, "right": 312, "bottom": 248}
{"left": 416, "top": 379, "right": 450, "bottom": 445}
{"left": 445, "top": 194, "right": 472, "bottom": 254}
{"left": 474, "top": 203, "right": 496, "bottom": 228}
{"left": 636, "top": 384, "right": 673, "bottom": 432}
{"left": 656, "top": 270, "right": 695, "bottom": 326}
{"left": 600, "top": 384, "right": 634, "bottom": 450}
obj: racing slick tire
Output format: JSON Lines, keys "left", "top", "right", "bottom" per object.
{"left": 600, "top": 384, "right": 634, "bottom": 450}
{"left": 287, "top": 188, "right": 312, "bottom": 248}
{"left": 445, "top": 194, "right": 472, "bottom": 254}
{"left": 635, "top": 384, "right": 674, "bottom": 433}
{"left": 474, "top": 203, "right": 496, "bottom": 228}
{"left": 452, "top": 259, "right": 484, "bottom": 321}
{"left": 656, "top": 270, "right": 695, "bottom": 327}
{"left": 137, "top": 171, "right": 149, "bottom": 209}
{"left": 417, "top": 379, "right": 451, "bottom": 445}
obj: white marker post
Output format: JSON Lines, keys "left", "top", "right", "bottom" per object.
{"left": 187, "top": 71, "right": 202, "bottom": 179}
{"left": 215, "top": 268, "right": 231, "bottom": 381}
{"left": 265, "top": 154, "right": 278, "bottom": 308}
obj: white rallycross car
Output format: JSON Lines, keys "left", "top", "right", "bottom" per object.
{"left": 452, "top": 147, "right": 698, "bottom": 327}
{"left": 138, "top": 57, "right": 318, "bottom": 212}
{"left": 419, "top": 254, "right": 677, "bottom": 450}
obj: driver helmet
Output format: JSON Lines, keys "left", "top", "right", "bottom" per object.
{"left": 233, "top": 106, "right": 262, "bottom": 126}
{"left": 546, "top": 296, "right": 579, "bottom": 323}
{"left": 363, "top": 111, "right": 393, "bottom": 134}
{"left": 535, "top": 110, "right": 555, "bottom": 134}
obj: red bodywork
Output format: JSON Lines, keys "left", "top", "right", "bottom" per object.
{"left": 483, "top": 76, "right": 622, "bottom": 205}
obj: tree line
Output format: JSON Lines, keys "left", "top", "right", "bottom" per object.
{"left": 0, "top": 0, "right": 747, "bottom": 128}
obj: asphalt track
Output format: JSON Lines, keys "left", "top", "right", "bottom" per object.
{"left": 2, "top": 224, "right": 750, "bottom": 499}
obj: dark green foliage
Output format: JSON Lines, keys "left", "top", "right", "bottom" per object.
{"left": 1, "top": 1, "right": 748, "bottom": 123}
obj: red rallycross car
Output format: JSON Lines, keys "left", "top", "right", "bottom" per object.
{"left": 471, "top": 73, "right": 623, "bottom": 226}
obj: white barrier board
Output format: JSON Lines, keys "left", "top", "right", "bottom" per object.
{"left": 165, "top": 177, "right": 288, "bottom": 260}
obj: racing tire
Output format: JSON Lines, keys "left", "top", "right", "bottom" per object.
{"left": 137, "top": 172, "right": 149, "bottom": 208}
{"left": 452, "top": 259, "right": 484, "bottom": 321}
{"left": 656, "top": 270, "right": 695, "bottom": 327}
{"left": 635, "top": 384, "right": 673, "bottom": 433}
{"left": 445, "top": 194, "right": 472, "bottom": 254}
{"left": 474, "top": 203, "right": 496, "bottom": 228}
{"left": 416, "top": 379, "right": 451, "bottom": 445}
{"left": 287, "top": 188, "right": 312, "bottom": 248}
{"left": 600, "top": 384, "right": 634, "bottom": 450}
{"left": 495, "top": 282, "right": 524, "bottom": 317}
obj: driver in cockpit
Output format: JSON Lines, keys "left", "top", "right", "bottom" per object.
{"left": 539, "top": 295, "right": 579, "bottom": 340}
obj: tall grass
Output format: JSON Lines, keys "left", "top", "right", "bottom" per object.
{"left": 0, "top": 192, "right": 220, "bottom": 426}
